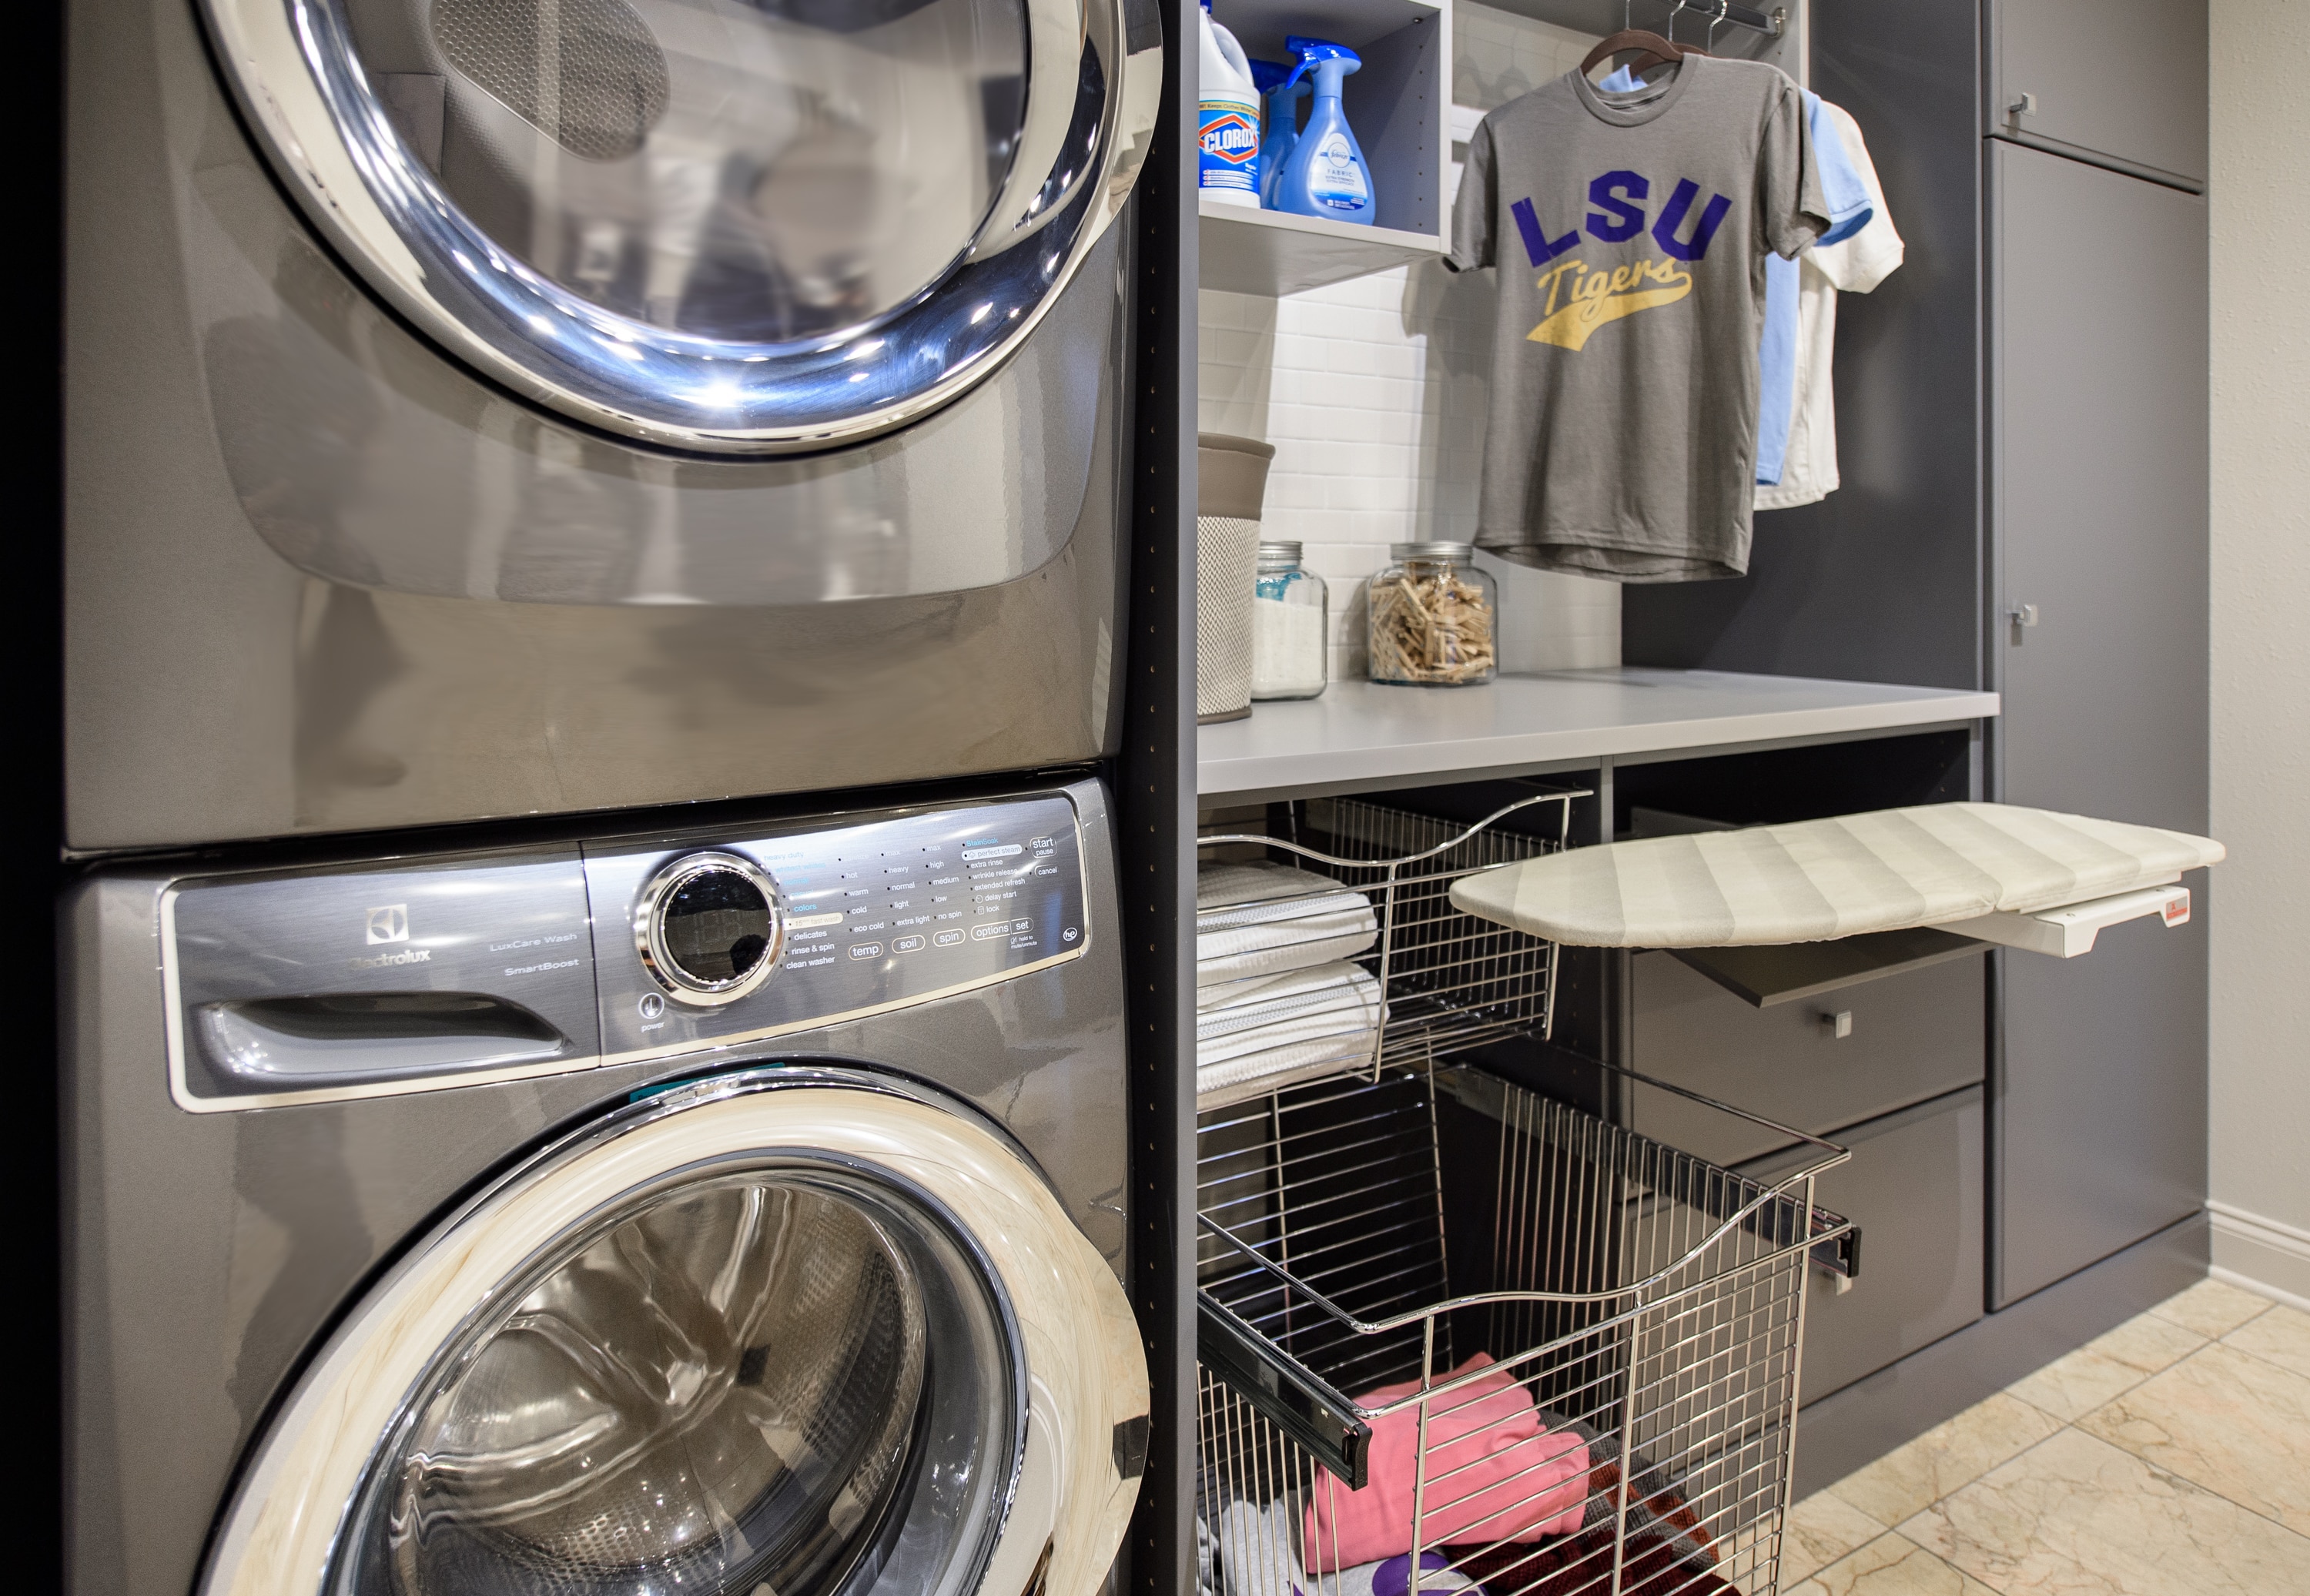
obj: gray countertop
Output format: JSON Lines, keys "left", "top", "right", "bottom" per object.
{"left": 1197, "top": 669, "right": 2001, "bottom": 804}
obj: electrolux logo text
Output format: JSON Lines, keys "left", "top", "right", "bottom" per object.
{"left": 349, "top": 947, "right": 434, "bottom": 969}
{"left": 350, "top": 902, "right": 430, "bottom": 969}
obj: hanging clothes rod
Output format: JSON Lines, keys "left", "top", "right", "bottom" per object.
{"left": 1716, "top": 0, "right": 1784, "bottom": 35}
{"left": 1635, "top": 0, "right": 1787, "bottom": 40}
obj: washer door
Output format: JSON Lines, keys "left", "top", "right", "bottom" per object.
{"left": 201, "top": 1071, "right": 1149, "bottom": 1596}
{"left": 199, "top": 0, "right": 1159, "bottom": 453}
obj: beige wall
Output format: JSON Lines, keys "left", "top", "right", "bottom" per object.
{"left": 2207, "top": 0, "right": 2310, "bottom": 1303}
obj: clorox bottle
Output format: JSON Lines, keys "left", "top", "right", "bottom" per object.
{"left": 1274, "top": 38, "right": 1374, "bottom": 226}
{"left": 1197, "top": 1, "right": 1261, "bottom": 207}
{"left": 1251, "top": 59, "right": 1310, "bottom": 209}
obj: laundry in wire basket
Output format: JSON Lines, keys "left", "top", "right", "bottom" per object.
{"left": 1305, "top": 1353, "right": 1589, "bottom": 1565}
{"left": 1210, "top": 1496, "right": 1490, "bottom": 1596}
{"left": 1197, "top": 861, "right": 1379, "bottom": 985}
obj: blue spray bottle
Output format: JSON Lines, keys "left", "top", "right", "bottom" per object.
{"left": 1250, "top": 59, "right": 1309, "bottom": 209}
{"left": 1274, "top": 37, "right": 1374, "bottom": 226}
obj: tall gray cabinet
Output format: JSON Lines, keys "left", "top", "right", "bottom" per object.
{"left": 1989, "top": 140, "right": 2208, "bottom": 1306}
{"left": 1624, "top": 0, "right": 2211, "bottom": 1465}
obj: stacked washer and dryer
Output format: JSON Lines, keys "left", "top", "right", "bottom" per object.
{"left": 62, "top": 1, "right": 1161, "bottom": 1594}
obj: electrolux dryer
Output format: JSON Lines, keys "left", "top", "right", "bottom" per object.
{"left": 64, "top": 778, "right": 1147, "bottom": 1596}
{"left": 65, "top": 0, "right": 1160, "bottom": 850}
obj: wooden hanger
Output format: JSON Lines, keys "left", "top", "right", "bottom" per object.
{"left": 1579, "top": 28, "right": 1686, "bottom": 75}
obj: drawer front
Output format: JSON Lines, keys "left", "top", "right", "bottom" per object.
{"left": 1629, "top": 949, "right": 1986, "bottom": 1168}
{"left": 1764, "top": 1089, "right": 1986, "bottom": 1404}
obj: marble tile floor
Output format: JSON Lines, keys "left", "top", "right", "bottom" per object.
{"left": 1778, "top": 1276, "right": 2310, "bottom": 1594}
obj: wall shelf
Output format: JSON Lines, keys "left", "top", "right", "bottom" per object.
{"left": 1199, "top": 197, "right": 1445, "bottom": 295}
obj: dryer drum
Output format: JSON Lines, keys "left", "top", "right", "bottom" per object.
{"left": 199, "top": 0, "right": 1159, "bottom": 450}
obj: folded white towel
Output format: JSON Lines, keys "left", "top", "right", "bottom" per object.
{"left": 1196, "top": 962, "right": 1386, "bottom": 1109}
{"left": 1199, "top": 962, "right": 1386, "bottom": 1053}
{"left": 1198, "top": 861, "right": 1379, "bottom": 987}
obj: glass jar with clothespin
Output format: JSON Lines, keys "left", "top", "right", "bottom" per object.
{"left": 1366, "top": 542, "right": 1496, "bottom": 686}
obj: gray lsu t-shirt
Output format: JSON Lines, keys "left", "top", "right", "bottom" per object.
{"left": 1450, "top": 57, "right": 1826, "bottom": 581}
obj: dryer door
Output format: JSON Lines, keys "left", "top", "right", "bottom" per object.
{"left": 201, "top": 1070, "right": 1149, "bottom": 1596}
{"left": 197, "top": 0, "right": 1158, "bottom": 453}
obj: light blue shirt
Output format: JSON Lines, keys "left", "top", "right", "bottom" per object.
{"left": 1596, "top": 68, "right": 1871, "bottom": 485}
{"left": 1757, "top": 91, "right": 1872, "bottom": 484}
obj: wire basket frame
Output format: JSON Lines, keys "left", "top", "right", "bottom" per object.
{"left": 1195, "top": 792, "right": 1584, "bottom": 1109}
{"left": 1194, "top": 1062, "right": 1856, "bottom": 1596}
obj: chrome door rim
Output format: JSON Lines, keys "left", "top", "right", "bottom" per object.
{"left": 198, "top": 1067, "right": 1150, "bottom": 1596}
{"left": 197, "top": 0, "right": 1160, "bottom": 453}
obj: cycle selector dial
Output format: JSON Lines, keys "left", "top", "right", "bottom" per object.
{"left": 637, "top": 852, "right": 786, "bottom": 1005}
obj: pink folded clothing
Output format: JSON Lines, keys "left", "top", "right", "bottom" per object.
{"left": 1305, "top": 1353, "right": 1590, "bottom": 1567}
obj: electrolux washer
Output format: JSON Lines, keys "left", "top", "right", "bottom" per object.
{"left": 65, "top": 778, "right": 1146, "bottom": 1596}
{"left": 65, "top": 0, "right": 1159, "bottom": 848}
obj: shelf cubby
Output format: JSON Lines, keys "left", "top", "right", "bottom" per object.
{"left": 1199, "top": 0, "right": 1447, "bottom": 293}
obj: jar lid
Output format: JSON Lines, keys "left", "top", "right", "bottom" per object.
{"left": 1257, "top": 540, "right": 1304, "bottom": 563}
{"left": 1390, "top": 540, "right": 1477, "bottom": 562}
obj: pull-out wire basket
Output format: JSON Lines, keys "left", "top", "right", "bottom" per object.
{"left": 1194, "top": 1061, "right": 1857, "bottom": 1596}
{"left": 1195, "top": 792, "right": 1582, "bottom": 1110}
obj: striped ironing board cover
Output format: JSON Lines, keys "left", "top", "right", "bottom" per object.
{"left": 1448, "top": 802, "right": 2225, "bottom": 949}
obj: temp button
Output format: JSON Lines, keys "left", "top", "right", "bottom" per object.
{"left": 848, "top": 942, "right": 884, "bottom": 960}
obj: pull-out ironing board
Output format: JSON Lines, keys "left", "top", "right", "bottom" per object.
{"left": 1448, "top": 802, "right": 2224, "bottom": 957}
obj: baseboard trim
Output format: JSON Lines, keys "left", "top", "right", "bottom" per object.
{"left": 1792, "top": 1212, "right": 2208, "bottom": 1497}
{"left": 2208, "top": 1199, "right": 2310, "bottom": 1311}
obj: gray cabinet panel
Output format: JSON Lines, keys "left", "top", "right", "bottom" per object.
{"left": 1629, "top": 950, "right": 1986, "bottom": 1168}
{"left": 1624, "top": 0, "right": 1983, "bottom": 689}
{"left": 2000, "top": 917, "right": 2209, "bottom": 1305}
{"left": 1991, "top": 142, "right": 2208, "bottom": 1306}
{"left": 1991, "top": 0, "right": 2208, "bottom": 182}
{"left": 1746, "top": 1089, "right": 1985, "bottom": 1404}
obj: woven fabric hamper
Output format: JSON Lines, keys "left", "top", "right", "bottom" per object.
{"left": 1197, "top": 433, "right": 1274, "bottom": 724}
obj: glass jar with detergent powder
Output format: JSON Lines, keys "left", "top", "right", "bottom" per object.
{"left": 1251, "top": 541, "right": 1327, "bottom": 700}
{"left": 1367, "top": 543, "right": 1496, "bottom": 686}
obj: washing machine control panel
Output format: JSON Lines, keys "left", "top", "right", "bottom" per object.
{"left": 158, "top": 792, "right": 1092, "bottom": 1109}
{"left": 587, "top": 791, "right": 1090, "bottom": 1062}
